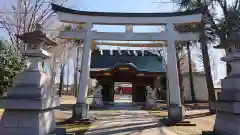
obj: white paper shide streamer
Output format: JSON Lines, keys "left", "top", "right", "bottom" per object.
{"left": 141, "top": 48, "right": 144, "bottom": 56}
{"left": 127, "top": 49, "right": 131, "bottom": 55}
{"left": 100, "top": 49, "right": 103, "bottom": 55}
{"left": 118, "top": 47, "right": 122, "bottom": 55}
{"left": 133, "top": 50, "right": 138, "bottom": 56}
{"left": 110, "top": 49, "right": 113, "bottom": 55}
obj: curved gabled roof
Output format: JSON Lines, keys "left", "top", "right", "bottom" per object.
{"left": 106, "top": 62, "right": 147, "bottom": 72}
{"left": 51, "top": 3, "right": 202, "bottom": 17}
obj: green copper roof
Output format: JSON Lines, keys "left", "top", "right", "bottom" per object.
{"left": 90, "top": 50, "right": 165, "bottom": 72}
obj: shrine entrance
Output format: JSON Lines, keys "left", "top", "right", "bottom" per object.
{"left": 114, "top": 82, "right": 133, "bottom": 103}
{"left": 90, "top": 51, "right": 165, "bottom": 105}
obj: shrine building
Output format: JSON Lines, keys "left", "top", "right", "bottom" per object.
{"left": 90, "top": 49, "right": 166, "bottom": 104}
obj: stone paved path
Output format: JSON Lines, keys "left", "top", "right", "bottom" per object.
{"left": 85, "top": 95, "right": 177, "bottom": 135}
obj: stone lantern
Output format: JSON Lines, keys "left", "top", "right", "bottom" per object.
{"left": 213, "top": 31, "right": 240, "bottom": 135}
{"left": 0, "top": 24, "right": 60, "bottom": 135}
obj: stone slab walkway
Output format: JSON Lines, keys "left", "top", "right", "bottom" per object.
{"left": 85, "top": 106, "right": 178, "bottom": 135}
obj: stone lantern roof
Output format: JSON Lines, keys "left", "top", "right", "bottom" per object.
{"left": 15, "top": 24, "right": 57, "bottom": 58}
{"left": 15, "top": 24, "right": 57, "bottom": 46}
{"left": 214, "top": 31, "right": 240, "bottom": 49}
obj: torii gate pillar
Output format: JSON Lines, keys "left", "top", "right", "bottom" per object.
{"left": 166, "top": 23, "right": 185, "bottom": 122}
{"left": 73, "top": 23, "right": 93, "bottom": 120}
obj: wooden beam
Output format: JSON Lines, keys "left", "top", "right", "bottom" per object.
{"left": 58, "top": 31, "right": 199, "bottom": 41}
{"left": 93, "top": 42, "right": 166, "bottom": 47}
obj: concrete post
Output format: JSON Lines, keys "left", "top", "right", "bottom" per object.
{"left": 166, "top": 23, "right": 185, "bottom": 122}
{"left": 73, "top": 23, "right": 93, "bottom": 120}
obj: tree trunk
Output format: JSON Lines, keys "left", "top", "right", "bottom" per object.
{"left": 74, "top": 47, "right": 80, "bottom": 97}
{"left": 176, "top": 46, "right": 185, "bottom": 104}
{"left": 200, "top": 16, "right": 216, "bottom": 113}
{"left": 66, "top": 62, "right": 70, "bottom": 94}
{"left": 225, "top": 49, "right": 231, "bottom": 75}
{"left": 187, "top": 42, "right": 197, "bottom": 103}
{"left": 59, "top": 64, "right": 64, "bottom": 97}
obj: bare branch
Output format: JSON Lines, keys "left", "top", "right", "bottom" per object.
{"left": 27, "top": 0, "right": 45, "bottom": 31}
{"left": 0, "top": 0, "right": 68, "bottom": 47}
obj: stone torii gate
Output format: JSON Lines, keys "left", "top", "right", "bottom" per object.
{"left": 51, "top": 3, "right": 202, "bottom": 122}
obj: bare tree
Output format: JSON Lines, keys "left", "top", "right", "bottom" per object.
{"left": 196, "top": 43, "right": 217, "bottom": 78}
{"left": 186, "top": 42, "right": 196, "bottom": 103}
{"left": 0, "top": 0, "right": 67, "bottom": 49}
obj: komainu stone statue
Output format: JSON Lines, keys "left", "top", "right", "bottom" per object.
{"left": 145, "top": 86, "right": 157, "bottom": 108}
{"left": 92, "top": 85, "right": 103, "bottom": 106}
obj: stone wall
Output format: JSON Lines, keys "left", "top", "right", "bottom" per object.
{"left": 183, "top": 72, "right": 208, "bottom": 102}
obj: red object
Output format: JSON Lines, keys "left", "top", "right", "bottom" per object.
{"left": 120, "top": 87, "right": 132, "bottom": 94}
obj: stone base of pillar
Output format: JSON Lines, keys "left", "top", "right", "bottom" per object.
{"left": 72, "top": 103, "right": 89, "bottom": 120}
{"left": 0, "top": 109, "right": 56, "bottom": 135}
{"left": 168, "top": 104, "right": 185, "bottom": 123}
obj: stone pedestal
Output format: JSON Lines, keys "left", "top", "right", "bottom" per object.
{"left": 0, "top": 110, "right": 56, "bottom": 135}
{"left": 0, "top": 50, "right": 60, "bottom": 135}
{"left": 145, "top": 86, "right": 157, "bottom": 108}
{"left": 213, "top": 43, "right": 240, "bottom": 135}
